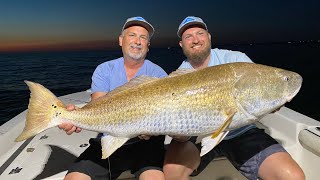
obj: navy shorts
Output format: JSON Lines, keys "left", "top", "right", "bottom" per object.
{"left": 67, "top": 135, "right": 165, "bottom": 180}
{"left": 191, "top": 127, "right": 286, "bottom": 179}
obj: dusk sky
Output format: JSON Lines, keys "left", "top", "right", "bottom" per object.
{"left": 0, "top": 0, "right": 319, "bottom": 52}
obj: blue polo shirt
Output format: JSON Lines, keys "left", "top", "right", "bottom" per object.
{"left": 179, "top": 48, "right": 255, "bottom": 140}
{"left": 91, "top": 57, "right": 167, "bottom": 93}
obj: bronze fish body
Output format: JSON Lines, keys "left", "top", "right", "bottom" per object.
{"left": 16, "top": 62, "right": 302, "bottom": 158}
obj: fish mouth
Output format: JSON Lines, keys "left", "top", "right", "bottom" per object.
{"left": 286, "top": 83, "right": 302, "bottom": 102}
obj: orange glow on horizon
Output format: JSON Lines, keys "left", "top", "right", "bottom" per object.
{"left": 0, "top": 40, "right": 118, "bottom": 53}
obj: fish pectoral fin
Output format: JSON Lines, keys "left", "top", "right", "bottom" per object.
{"left": 211, "top": 109, "right": 235, "bottom": 138}
{"left": 233, "top": 75, "right": 259, "bottom": 120}
{"left": 235, "top": 100, "right": 257, "bottom": 120}
{"left": 199, "top": 110, "right": 234, "bottom": 157}
{"left": 200, "top": 131, "right": 229, "bottom": 157}
{"left": 101, "top": 135, "right": 130, "bottom": 159}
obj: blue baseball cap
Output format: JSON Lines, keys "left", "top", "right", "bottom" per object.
{"left": 177, "top": 16, "right": 208, "bottom": 38}
{"left": 122, "top": 16, "right": 155, "bottom": 37}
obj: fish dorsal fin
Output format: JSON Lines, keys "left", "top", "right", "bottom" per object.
{"left": 101, "top": 135, "right": 130, "bottom": 159}
{"left": 168, "top": 68, "right": 196, "bottom": 77}
{"left": 130, "top": 75, "right": 159, "bottom": 85}
{"left": 86, "top": 75, "right": 160, "bottom": 106}
{"left": 107, "top": 75, "right": 159, "bottom": 97}
{"left": 85, "top": 75, "right": 160, "bottom": 107}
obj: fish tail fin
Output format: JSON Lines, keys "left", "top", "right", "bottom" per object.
{"left": 15, "top": 80, "right": 65, "bottom": 142}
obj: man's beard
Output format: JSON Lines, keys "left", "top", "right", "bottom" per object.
{"left": 183, "top": 44, "right": 211, "bottom": 66}
{"left": 128, "top": 51, "right": 143, "bottom": 60}
{"left": 128, "top": 44, "right": 144, "bottom": 60}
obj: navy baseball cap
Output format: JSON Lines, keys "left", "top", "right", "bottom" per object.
{"left": 122, "top": 16, "right": 154, "bottom": 37}
{"left": 177, "top": 16, "right": 208, "bottom": 38}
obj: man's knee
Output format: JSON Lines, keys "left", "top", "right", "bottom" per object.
{"left": 163, "top": 163, "right": 191, "bottom": 180}
{"left": 288, "top": 169, "right": 306, "bottom": 180}
{"left": 165, "top": 141, "right": 200, "bottom": 168}
{"left": 258, "top": 152, "right": 305, "bottom": 180}
{"left": 262, "top": 167, "right": 305, "bottom": 180}
{"left": 163, "top": 141, "right": 200, "bottom": 179}
{"left": 139, "top": 169, "right": 165, "bottom": 180}
{"left": 64, "top": 172, "right": 91, "bottom": 180}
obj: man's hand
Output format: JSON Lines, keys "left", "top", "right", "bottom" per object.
{"left": 58, "top": 104, "right": 82, "bottom": 135}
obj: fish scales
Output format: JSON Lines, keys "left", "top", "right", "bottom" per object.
{"left": 58, "top": 64, "right": 236, "bottom": 136}
{"left": 61, "top": 65, "right": 235, "bottom": 137}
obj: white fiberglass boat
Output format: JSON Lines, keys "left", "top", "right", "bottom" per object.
{"left": 0, "top": 90, "right": 319, "bottom": 180}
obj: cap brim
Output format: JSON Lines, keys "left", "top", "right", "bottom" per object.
{"left": 178, "top": 22, "right": 207, "bottom": 38}
{"left": 123, "top": 21, "right": 154, "bottom": 37}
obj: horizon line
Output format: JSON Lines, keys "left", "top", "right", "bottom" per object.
{"left": 0, "top": 39, "right": 318, "bottom": 53}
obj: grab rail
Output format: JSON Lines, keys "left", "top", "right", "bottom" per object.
{"left": 298, "top": 127, "right": 320, "bottom": 157}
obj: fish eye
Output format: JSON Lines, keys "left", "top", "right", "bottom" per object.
{"left": 284, "top": 76, "right": 289, "bottom": 81}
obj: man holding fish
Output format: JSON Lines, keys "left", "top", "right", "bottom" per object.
{"left": 163, "top": 16, "right": 305, "bottom": 180}
{"left": 60, "top": 17, "right": 168, "bottom": 180}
